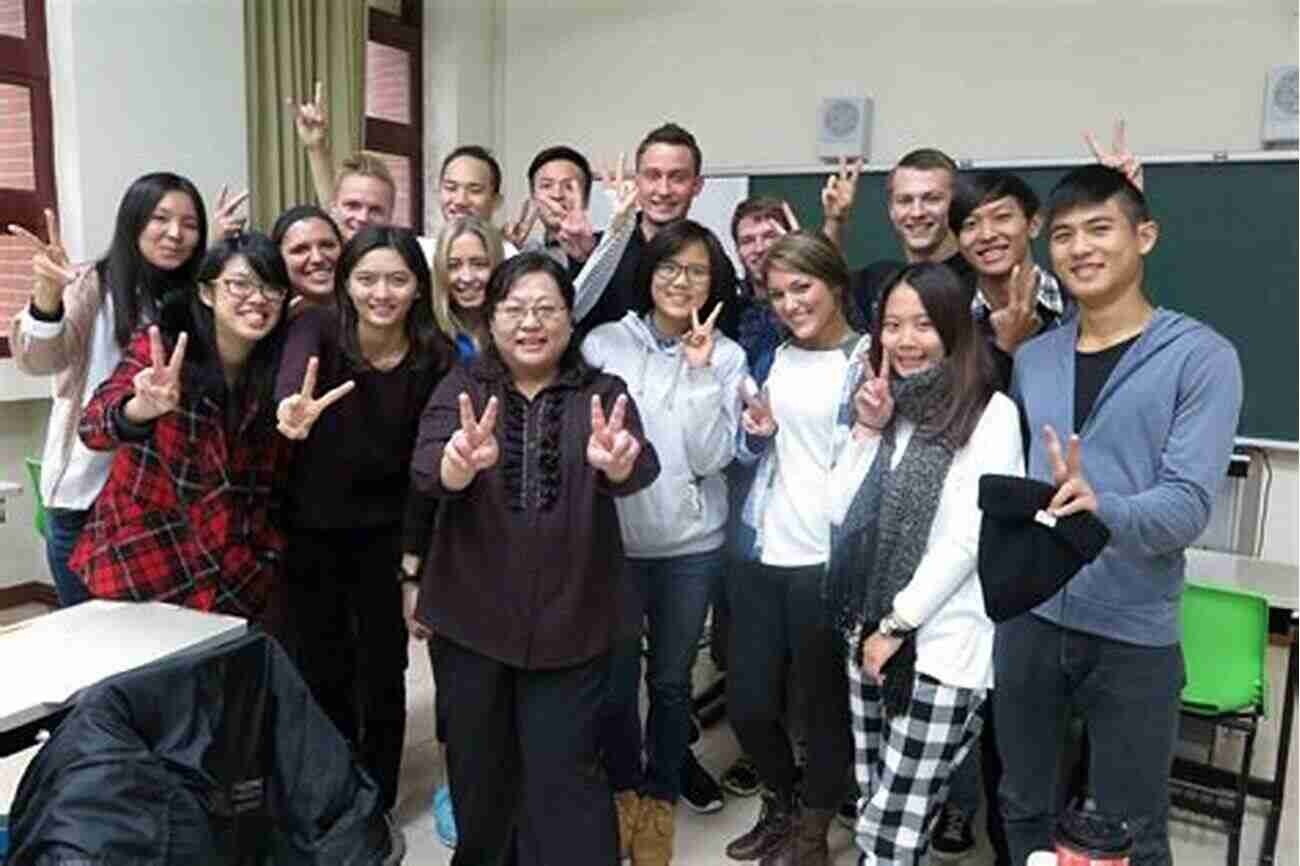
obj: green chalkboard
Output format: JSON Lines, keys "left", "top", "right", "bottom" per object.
{"left": 752, "top": 160, "right": 1299, "bottom": 444}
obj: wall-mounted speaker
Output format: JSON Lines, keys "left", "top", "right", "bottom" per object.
{"left": 1261, "top": 65, "right": 1298, "bottom": 146}
{"left": 817, "top": 96, "right": 872, "bottom": 162}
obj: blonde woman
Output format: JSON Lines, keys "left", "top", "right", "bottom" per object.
{"left": 431, "top": 216, "right": 506, "bottom": 362}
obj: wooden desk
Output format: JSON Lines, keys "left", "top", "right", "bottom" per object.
{"left": 1185, "top": 548, "right": 1298, "bottom": 866}
{"left": 0, "top": 600, "right": 246, "bottom": 756}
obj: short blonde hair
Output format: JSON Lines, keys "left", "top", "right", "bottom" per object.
{"left": 334, "top": 151, "right": 397, "bottom": 203}
{"left": 432, "top": 216, "right": 506, "bottom": 348}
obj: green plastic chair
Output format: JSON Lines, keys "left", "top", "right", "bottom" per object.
{"left": 1172, "top": 581, "right": 1271, "bottom": 866}
{"left": 25, "top": 457, "right": 46, "bottom": 540}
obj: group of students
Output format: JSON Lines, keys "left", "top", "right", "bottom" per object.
{"left": 6, "top": 107, "right": 1243, "bottom": 866}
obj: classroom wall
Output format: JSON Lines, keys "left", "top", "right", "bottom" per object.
{"left": 0, "top": 0, "right": 248, "bottom": 590}
{"left": 496, "top": 0, "right": 1299, "bottom": 180}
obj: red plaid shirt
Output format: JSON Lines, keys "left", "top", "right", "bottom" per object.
{"left": 69, "top": 328, "right": 288, "bottom": 617}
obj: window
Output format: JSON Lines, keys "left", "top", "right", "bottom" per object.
{"left": 0, "top": 0, "right": 55, "bottom": 358}
{"left": 365, "top": 0, "right": 422, "bottom": 230}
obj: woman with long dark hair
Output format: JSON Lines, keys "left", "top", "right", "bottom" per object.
{"left": 273, "top": 224, "right": 455, "bottom": 812}
{"left": 270, "top": 204, "right": 344, "bottom": 311}
{"left": 69, "top": 233, "right": 291, "bottom": 617}
{"left": 8, "top": 173, "right": 207, "bottom": 606}
{"left": 827, "top": 262, "right": 1022, "bottom": 866}
{"left": 410, "top": 252, "right": 659, "bottom": 866}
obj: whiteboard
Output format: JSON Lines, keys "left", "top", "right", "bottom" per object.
{"left": 588, "top": 175, "right": 751, "bottom": 275}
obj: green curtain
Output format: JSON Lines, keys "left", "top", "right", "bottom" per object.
{"left": 244, "top": 0, "right": 366, "bottom": 228}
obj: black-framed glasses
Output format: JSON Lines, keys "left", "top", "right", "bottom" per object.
{"left": 654, "top": 261, "right": 710, "bottom": 284}
{"left": 217, "top": 276, "right": 287, "bottom": 302}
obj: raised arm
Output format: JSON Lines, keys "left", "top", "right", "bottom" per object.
{"left": 290, "top": 81, "right": 337, "bottom": 209}
{"left": 821, "top": 156, "right": 862, "bottom": 249}
{"left": 7, "top": 209, "right": 93, "bottom": 376}
{"left": 679, "top": 304, "right": 747, "bottom": 477}
{"left": 573, "top": 156, "right": 639, "bottom": 322}
{"left": 79, "top": 326, "right": 186, "bottom": 450}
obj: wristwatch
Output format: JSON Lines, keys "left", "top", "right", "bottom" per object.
{"left": 877, "top": 612, "right": 914, "bottom": 638}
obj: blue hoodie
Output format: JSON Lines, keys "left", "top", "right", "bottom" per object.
{"left": 1010, "top": 308, "right": 1243, "bottom": 646}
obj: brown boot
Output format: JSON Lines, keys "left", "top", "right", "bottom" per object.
{"left": 792, "top": 806, "right": 835, "bottom": 866}
{"left": 727, "top": 790, "right": 797, "bottom": 861}
{"left": 632, "top": 796, "right": 675, "bottom": 866}
{"left": 615, "top": 789, "right": 643, "bottom": 860}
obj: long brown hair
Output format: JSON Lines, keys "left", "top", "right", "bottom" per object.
{"left": 870, "top": 262, "right": 995, "bottom": 448}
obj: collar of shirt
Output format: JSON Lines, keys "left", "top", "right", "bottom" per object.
{"left": 971, "top": 264, "right": 1064, "bottom": 322}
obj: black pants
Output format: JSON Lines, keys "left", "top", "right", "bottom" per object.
{"left": 432, "top": 636, "right": 617, "bottom": 866}
{"left": 281, "top": 525, "right": 408, "bottom": 810}
{"left": 727, "top": 560, "right": 851, "bottom": 809}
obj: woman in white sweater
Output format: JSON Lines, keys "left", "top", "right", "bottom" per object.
{"left": 581, "top": 220, "right": 747, "bottom": 865}
{"left": 827, "top": 261, "right": 1023, "bottom": 866}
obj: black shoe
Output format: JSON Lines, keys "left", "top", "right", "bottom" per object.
{"left": 681, "top": 750, "right": 724, "bottom": 814}
{"left": 931, "top": 802, "right": 975, "bottom": 860}
{"left": 725, "top": 790, "right": 796, "bottom": 861}
{"left": 721, "top": 755, "right": 761, "bottom": 797}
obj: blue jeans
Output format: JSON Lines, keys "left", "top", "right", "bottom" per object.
{"left": 995, "top": 613, "right": 1184, "bottom": 866}
{"left": 45, "top": 507, "right": 92, "bottom": 606}
{"left": 602, "top": 549, "right": 721, "bottom": 802}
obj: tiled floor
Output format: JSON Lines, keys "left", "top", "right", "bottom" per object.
{"left": 2, "top": 625, "right": 1296, "bottom": 866}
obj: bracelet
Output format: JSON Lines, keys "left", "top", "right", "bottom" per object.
{"left": 397, "top": 566, "right": 420, "bottom": 586}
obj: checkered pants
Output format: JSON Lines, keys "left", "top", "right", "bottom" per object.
{"left": 847, "top": 655, "right": 986, "bottom": 866}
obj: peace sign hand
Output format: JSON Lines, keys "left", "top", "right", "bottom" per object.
{"left": 126, "top": 326, "right": 187, "bottom": 423}
{"left": 556, "top": 182, "right": 597, "bottom": 261}
{"left": 290, "top": 80, "right": 329, "bottom": 150}
{"left": 503, "top": 198, "right": 539, "bottom": 249}
{"left": 852, "top": 347, "right": 894, "bottom": 440}
{"left": 602, "top": 154, "right": 639, "bottom": 231}
{"left": 443, "top": 393, "right": 500, "bottom": 485}
{"left": 739, "top": 377, "right": 776, "bottom": 438}
{"left": 989, "top": 263, "right": 1043, "bottom": 353}
{"left": 1043, "top": 425, "right": 1097, "bottom": 517}
{"left": 683, "top": 301, "right": 723, "bottom": 369}
{"left": 210, "top": 185, "right": 250, "bottom": 242}
{"left": 8, "top": 209, "right": 77, "bottom": 310}
{"left": 821, "top": 156, "right": 863, "bottom": 222}
{"left": 276, "top": 356, "right": 356, "bottom": 440}
{"left": 1084, "top": 119, "right": 1143, "bottom": 192}
{"left": 588, "top": 394, "right": 641, "bottom": 483}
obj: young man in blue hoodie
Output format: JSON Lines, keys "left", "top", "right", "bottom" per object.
{"left": 996, "top": 165, "right": 1242, "bottom": 866}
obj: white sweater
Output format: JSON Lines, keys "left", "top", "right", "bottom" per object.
{"left": 829, "top": 391, "right": 1024, "bottom": 690}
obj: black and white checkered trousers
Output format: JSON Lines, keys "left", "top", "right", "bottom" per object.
{"left": 847, "top": 655, "right": 986, "bottom": 866}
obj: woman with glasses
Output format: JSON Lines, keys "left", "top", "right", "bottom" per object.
{"left": 580, "top": 220, "right": 747, "bottom": 865}
{"left": 272, "top": 224, "right": 455, "bottom": 812}
{"left": 68, "top": 233, "right": 291, "bottom": 618}
{"left": 8, "top": 173, "right": 207, "bottom": 607}
{"left": 409, "top": 252, "right": 659, "bottom": 866}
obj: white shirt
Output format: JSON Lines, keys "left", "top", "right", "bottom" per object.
{"left": 26, "top": 294, "right": 122, "bottom": 509}
{"left": 760, "top": 344, "right": 851, "bottom": 567}
{"left": 830, "top": 391, "right": 1024, "bottom": 689}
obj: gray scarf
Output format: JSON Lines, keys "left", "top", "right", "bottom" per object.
{"left": 824, "top": 363, "right": 957, "bottom": 714}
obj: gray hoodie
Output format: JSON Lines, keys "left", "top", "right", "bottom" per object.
{"left": 581, "top": 312, "right": 749, "bottom": 558}
{"left": 1011, "top": 308, "right": 1243, "bottom": 646}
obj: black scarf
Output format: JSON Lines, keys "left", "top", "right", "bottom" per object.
{"left": 824, "top": 363, "right": 958, "bottom": 714}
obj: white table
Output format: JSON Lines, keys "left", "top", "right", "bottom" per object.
{"left": 0, "top": 600, "right": 246, "bottom": 755}
{"left": 1184, "top": 548, "right": 1298, "bottom": 866}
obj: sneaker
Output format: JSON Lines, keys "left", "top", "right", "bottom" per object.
{"left": 681, "top": 751, "right": 725, "bottom": 814}
{"left": 432, "top": 783, "right": 457, "bottom": 849}
{"left": 930, "top": 802, "right": 975, "bottom": 860}
{"left": 725, "top": 790, "right": 796, "bottom": 861}
{"left": 836, "top": 792, "right": 859, "bottom": 830}
{"left": 721, "top": 755, "right": 761, "bottom": 797}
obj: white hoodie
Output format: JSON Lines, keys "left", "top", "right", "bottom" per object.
{"left": 581, "top": 312, "right": 749, "bottom": 558}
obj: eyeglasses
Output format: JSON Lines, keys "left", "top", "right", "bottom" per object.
{"left": 495, "top": 303, "right": 566, "bottom": 326}
{"left": 654, "top": 261, "right": 710, "bottom": 285}
{"left": 217, "top": 276, "right": 287, "bottom": 302}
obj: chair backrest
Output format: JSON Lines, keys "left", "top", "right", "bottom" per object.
{"left": 24, "top": 457, "right": 46, "bottom": 540}
{"left": 1181, "top": 581, "right": 1269, "bottom": 715}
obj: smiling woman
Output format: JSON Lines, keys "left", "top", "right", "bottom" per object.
{"left": 67, "top": 233, "right": 292, "bottom": 618}
{"left": 271, "top": 204, "right": 343, "bottom": 308}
